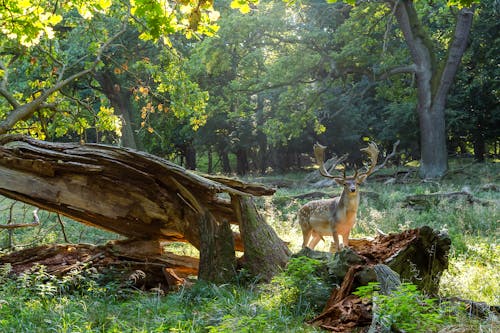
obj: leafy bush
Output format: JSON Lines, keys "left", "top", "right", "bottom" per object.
{"left": 354, "top": 282, "right": 463, "bottom": 332}
{"left": 262, "top": 256, "right": 332, "bottom": 314}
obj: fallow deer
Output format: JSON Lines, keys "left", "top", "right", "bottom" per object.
{"left": 298, "top": 142, "right": 379, "bottom": 252}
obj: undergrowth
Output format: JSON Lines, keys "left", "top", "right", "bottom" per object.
{"left": 0, "top": 159, "right": 498, "bottom": 332}
{"left": 0, "top": 257, "right": 327, "bottom": 332}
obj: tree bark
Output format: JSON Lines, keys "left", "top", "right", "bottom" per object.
{"left": 218, "top": 146, "right": 232, "bottom": 174}
{"left": 393, "top": 0, "right": 474, "bottom": 178}
{"left": 198, "top": 212, "right": 236, "bottom": 283}
{"left": 236, "top": 147, "right": 249, "bottom": 175}
{"left": 95, "top": 71, "right": 140, "bottom": 149}
{"left": 181, "top": 141, "right": 197, "bottom": 170}
{"left": 231, "top": 195, "right": 291, "bottom": 281}
{"left": 472, "top": 130, "right": 486, "bottom": 162}
{"left": 207, "top": 146, "right": 213, "bottom": 173}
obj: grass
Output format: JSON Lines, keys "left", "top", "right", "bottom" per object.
{"left": 0, "top": 159, "right": 499, "bottom": 332}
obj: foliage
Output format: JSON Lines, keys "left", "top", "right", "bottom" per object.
{"left": 1, "top": 0, "right": 499, "bottom": 173}
{"left": 0, "top": 264, "right": 323, "bottom": 332}
{"left": 0, "top": 1, "right": 222, "bottom": 47}
{"left": 0, "top": 160, "right": 499, "bottom": 331}
{"left": 353, "top": 282, "right": 464, "bottom": 332}
{"left": 447, "top": 0, "right": 500, "bottom": 160}
{"left": 262, "top": 256, "right": 332, "bottom": 313}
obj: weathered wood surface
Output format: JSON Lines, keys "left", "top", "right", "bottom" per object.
{"left": 0, "top": 134, "right": 274, "bottom": 249}
{"left": 0, "top": 243, "right": 199, "bottom": 290}
{"left": 232, "top": 195, "right": 291, "bottom": 280}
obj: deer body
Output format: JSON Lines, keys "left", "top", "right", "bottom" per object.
{"left": 299, "top": 179, "right": 360, "bottom": 251}
{"left": 299, "top": 142, "right": 379, "bottom": 252}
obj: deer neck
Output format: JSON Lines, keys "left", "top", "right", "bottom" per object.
{"left": 339, "top": 190, "right": 359, "bottom": 212}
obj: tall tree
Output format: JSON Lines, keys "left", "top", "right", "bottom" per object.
{"left": 313, "top": 0, "right": 476, "bottom": 178}
{"left": 391, "top": 0, "right": 474, "bottom": 178}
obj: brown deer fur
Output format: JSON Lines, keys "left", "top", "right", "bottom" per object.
{"left": 298, "top": 143, "right": 378, "bottom": 252}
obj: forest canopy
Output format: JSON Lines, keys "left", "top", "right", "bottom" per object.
{"left": 0, "top": 0, "right": 497, "bottom": 178}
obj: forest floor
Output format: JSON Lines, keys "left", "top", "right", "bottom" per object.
{"left": 0, "top": 158, "right": 498, "bottom": 332}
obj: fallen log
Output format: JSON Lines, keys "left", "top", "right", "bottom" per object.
{"left": 295, "top": 226, "right": 451, "bottom": 332}
{"left": 403, "top": 191, "right": 493, "bottom": 209}
{"left": 0, "top": 135, "right": 290, "bottom": 283}
{"left": 0, "top": 243, "right": 199, "bottom": 291}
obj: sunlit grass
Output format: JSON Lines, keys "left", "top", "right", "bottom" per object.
{"left": 267, "top": 162, "right": 499, "bottom": 305}
{"left": 0, "top": 160, "right": 498, "bottom": 332}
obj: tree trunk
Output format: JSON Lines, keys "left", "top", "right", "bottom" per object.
{"left": 218, "top": 146, "right": 232, "bottom": 174}
{"left": 0, "top": 243, "right": 199, "bottom": 291}
{"left": 306, "top": 226, "right": 451, "bottom": 332}
{"left": 182, "top": 141, "right": 197, "bottom": 170}
{"left": 255, "top": 95, "right": 268, "bottom": 174}
{"left": 235, "top": 147, "right": 249, "bottom": 175}
{"left": 231, "top": 195, "right": 291, "bottom": 281}
{"left": 472, "top": 130, "right": 486, "bottom": 162}
{"left": 0, "top": 135, "right": 284, "bottom": 283}
{"left": 393, "top": 0, "right": 474, "bottom": 178}
{"left": 207, "top": 146, "right": 213, "bottom": 173}
{"left": 418, "top": 104, "right": 448, "bottom": 178}
{"left": 95, "top": 71, "right": 141, "bottom": 150}
{"left": 198, "top": 212, "right": 236, "bottom": 283}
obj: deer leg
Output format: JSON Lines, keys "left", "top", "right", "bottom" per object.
{"left": 301, "top": 228, "right": 312, "bottom": 249}
{"left": 308, "top": 231, "right": 322, "bottom": 250}
{"left": 339, "top": 231, "right": 351, "bottom": 248}
{"left": 330, "top": 231, "right": 340, "bottom": 253}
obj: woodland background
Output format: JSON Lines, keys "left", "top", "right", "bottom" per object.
{"left": 0, "top": 0, "right": 498, "bottom": 332}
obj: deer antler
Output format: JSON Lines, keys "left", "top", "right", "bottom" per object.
{"left": 357, "top": 142, "right": 379, "bottom": 182}
{"left": 314, "top": 142, "right": 346, "bottom": 179}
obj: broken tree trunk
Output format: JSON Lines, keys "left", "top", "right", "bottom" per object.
{"left": 298, "top": 226, "right": 451, "bottom": 332}
{"left": 198, "top": 212, "right": 237, "bottom": 283}
{"left": 232, "top": 195, "right": 291, "bottom": 280}
{"left": 0, "top": 135, "right": 289, "bottom": 283}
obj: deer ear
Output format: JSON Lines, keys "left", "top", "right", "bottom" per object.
{"left": 334, "top": 178, "right": 344, "bottom": 186}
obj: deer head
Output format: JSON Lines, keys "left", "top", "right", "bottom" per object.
{"left": 314, "top": 142, "right": 379, "bottom": 193}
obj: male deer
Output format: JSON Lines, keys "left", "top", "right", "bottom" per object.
{"left": 298, "top": 142, "right": 379, "bottom": 252}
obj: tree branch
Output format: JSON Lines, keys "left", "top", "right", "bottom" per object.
{"left": 0, "top": 208, "right": 40, "bottom": 229}
{"left": 378, "top": 64, "right": 417, "bottom": 80}
{"left": 373, "top": 140, "right": 400, "bottom": 173}
{"left": 0, "top": 22, "right": 128, "bottom": 135}
{"left": 432, "top": 7, "right": 474, "bottom": 109}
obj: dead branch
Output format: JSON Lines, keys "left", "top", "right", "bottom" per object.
{"left": 372, "top": 140, "right": 400, "bottom": 174}
{"left": 0, "top": 208, "right": 40, "bottom": 229}
{"left": 403, "top": 191, "right": 493, "bottom": 208}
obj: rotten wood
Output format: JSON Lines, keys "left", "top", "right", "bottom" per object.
{"left": 0, "top": 136, "right": 267, "bottom": 243}
{"left": 0, "top": 243, "right": 199, "bottom": 290}
{"left": 0, "top": 134, "right": 259, "bottom": 244}
{"left": 300, "top": 227, "right": 451, "bottom": 332}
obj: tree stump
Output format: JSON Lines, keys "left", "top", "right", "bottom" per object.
{"left": 300, "top": 226, "right": 451, "bottom": 332}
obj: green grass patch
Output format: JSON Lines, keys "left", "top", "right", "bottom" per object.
{"left": 0, "top": 159, "right": 498, "bottom": 332}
